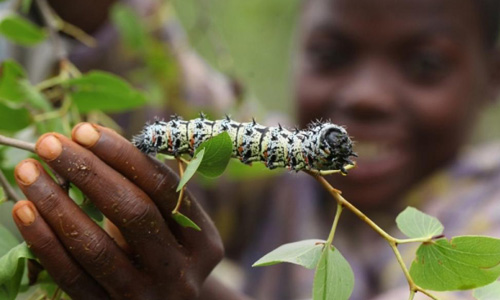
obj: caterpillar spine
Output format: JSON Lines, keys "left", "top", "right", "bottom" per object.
{"left": 133, "top": 114, "right": 357, "bottom": 174}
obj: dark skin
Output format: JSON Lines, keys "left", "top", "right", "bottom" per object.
{"left": 12, "top": 124, "right": 247, "bottom": 299}
{"left": 296, "top": 0, "right": 500, "bottom": 209}
{"left": 11, "top": 0, "right": 500, "bottom": 298}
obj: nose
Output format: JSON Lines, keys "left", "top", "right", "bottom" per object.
{"left": 335, "top": 61, "right": 398, "bottom": 123}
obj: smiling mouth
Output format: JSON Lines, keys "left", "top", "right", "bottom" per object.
{"left": 354, "top": 141, "right": 396, "bottom": 161}
{"left": 348, "top": 140, "right": 408, "bottom": 181}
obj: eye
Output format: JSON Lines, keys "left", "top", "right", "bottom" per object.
{"left": 305, "top": 39, "right": 353, "bottom": 73}
{"left": 404, "top": 50, "right": 450, "bottom": 85}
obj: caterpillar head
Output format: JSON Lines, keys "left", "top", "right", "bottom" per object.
{"left": 319, "top": 124, "right": 357, "bottom": 173}
{"left": 132, "top": 121, "right": 166, "bottom": 154}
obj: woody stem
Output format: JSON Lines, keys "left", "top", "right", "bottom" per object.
{"left": 307, "top": 172, "right": 441, "bottom": 300}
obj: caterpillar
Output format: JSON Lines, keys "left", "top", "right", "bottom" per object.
{"left": 133, "top": 114, "right": 357, "bottom": 174}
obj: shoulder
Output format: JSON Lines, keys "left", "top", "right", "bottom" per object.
{"left": 416, "top": 142, "right": 500, "bottom": 237}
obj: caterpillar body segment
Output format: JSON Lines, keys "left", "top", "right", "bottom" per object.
{"left": 133, "top": 115, "right": 356, "bottom": 174}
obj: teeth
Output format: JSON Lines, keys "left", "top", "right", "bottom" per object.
{"left": 354, "top": 142, "right": 388, "bottom": 160}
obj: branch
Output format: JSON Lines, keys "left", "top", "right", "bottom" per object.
{"left": 36, "top": 0, "right": 67, "bottom": 62}
{"left": 0, "top": 135, "right": 35, "bottom": 153}
{"left": 308, "top": 172, "right": 395, "bottom": 242}
{"left": 0, "top": 136, "right": 34, "bottom": 202}
{"left": 54, "top": 17, "right": 97, "bottom": 48}
{"left": 0, "top": 169, "right": 21, "bottom": 202}
{"left": 307, "top": 172, "right": 441, "bottom": 300}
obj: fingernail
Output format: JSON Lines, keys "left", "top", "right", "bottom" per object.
{"left": 73, "top": 123, "right": 100, "bottom": 147}
{"left": 36, "top": 134, "right": 62, "bottom": 161}
{"left": 15, "top": 204, "right": 35, "bottom": 226}
{"left": 15, "top": 160, "right": 40, "bottom": 185}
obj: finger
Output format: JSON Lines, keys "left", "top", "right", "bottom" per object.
{"left": 15, "top": 160, "right": 149, "bottom": 298}
{"left": 12, "top": 200, "right": 108, "bottom": 300}
{"left": 72, "top": 123, "right": 222, "bottom": 256}
{"left": 35, "top": 133, "right": 185, "bottom": 271}
{"left": 104, "top": 218, "right": 130, "bottom": 254}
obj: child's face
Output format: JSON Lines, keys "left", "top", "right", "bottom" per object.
{"left": 295, "top": 0, "right": 500, "bottom": 208}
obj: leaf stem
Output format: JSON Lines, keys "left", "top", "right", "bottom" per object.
{"left": 53, "top": 17, "right": 97, "bottom": 47}
{"left": 395, "top": 237, "right": 433, "bottom": 244}
{"left": 172, "top": 159, "right": 185, "bottom": 214}
{"left": 326, "top": 203, "right": 343, "bottom": 246}
{"left": 51, "top": 287, "right": 62, "bottom": 300}
{"left": 416, "top": 288, "right": 440, "bottom": 300}
{"left": 35, "top": 75, "right": 66, "bottom": 91}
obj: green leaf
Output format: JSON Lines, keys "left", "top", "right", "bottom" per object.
{"left": 253, "top": 239, "right": 325, "bottom": 269}
{"left": 410, "top": 236, "right": 500, "bottom": 291}
{"left": 81, "top": 200, "right": 104, "bottom": 223}
{"left": 171, "top": 212, "right": 201, "bottom": 231}
{"left": 0, "top": 100, "right": 31, "bottom": 131}
{"left": 0, "top": 225, "right": 18, "bottom": 257}
{"left": 0, "top": 187, "right": 6, "bottom": 206}
{"left": 18, "top": 80, "right": 51, "bottom": 111}
{"left": 396, "top": 206, "right": 444, "bottom": 239}
{"left": 69, "top": 186, "right": 103, "bottom": 223}
{"left": 177, "top": 148, "right": 204, "bottom": 192}
{"left": 64, "top": 71, "right": 146, "bottom": 113}
{"left": 110, "top": 3, "right": 148, "bottom": 52}
{"left": 195, "top": 132, "right": 233, "bottom": 178}
{"left": 225, "top": 160, "right": 283, "bottom": 181}
{"left": 21, "top": 0, "right": 33, "bottom": 14}
{"left": 0, "top": 60, "right": 26, "bottom": 102}
{"left": 0, "top": 14, "right": 46, "bottom": 46}
{"left": 0, "top": 60, "right": 51, "bottom": 111}
{"left": 473, "top": 281, "right": 500, "bottom": 300}
{"left": 156, "top": 153, "right": 176, "bottom": 161}
{"left": 313, "top": 246, "right": 354, "bottom": 300}
{"left": 0, "top": 242, "right": 35, "bottom": 300}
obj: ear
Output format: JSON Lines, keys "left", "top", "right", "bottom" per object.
{"left": 486, "top": 49, "right": 500, "bottom": 104}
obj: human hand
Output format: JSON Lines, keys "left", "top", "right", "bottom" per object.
{"left": 11, "top": 123, "right": 224, "bottom": 300}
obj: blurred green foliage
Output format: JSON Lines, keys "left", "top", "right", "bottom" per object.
{"left": 0, "top": 1, "right": 498, "bottom": 299}
{"left": 173, "top": 0, "right": 300, "bottom": 116}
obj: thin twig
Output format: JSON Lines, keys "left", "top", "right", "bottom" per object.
{"left": 0, "top": 169, "right": 21, "bottom": 202}
{"left": 36, "top": 0, "right": 67, "bottom": 62}
{"left": 309, "top": 173, "right": 395, "bottom": 242}
{"left": 0, "top": 135, "right": 35, "bottom": 153}
{"left": 307, "top": 172, "right": 441, "bottom": 300}
{"left": 54, "top": 18, "right": 97, "bottom": 47}
{"left": 416, "top": 288, "right": 440, "bottom": 300}
{"left": 0, "top": 135, "right": 69, "bottom": 191}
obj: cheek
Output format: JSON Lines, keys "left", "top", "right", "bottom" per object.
{"left": 407, "top": 80, "right": 485, "bottom": 159}
{"left": 409, "top": 53, "right": 489, "bottom": 140}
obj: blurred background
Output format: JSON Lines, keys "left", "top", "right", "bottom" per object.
{"left": 0, "top": 0, "right": 500, "bottom": 298}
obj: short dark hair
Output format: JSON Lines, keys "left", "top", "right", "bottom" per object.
{"left": 302, "top": 0, "right": 500, "bottom": 49}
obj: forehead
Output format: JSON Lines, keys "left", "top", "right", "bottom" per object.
{"left": 301, "top": 0, "right": 482, "bottom": 46}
